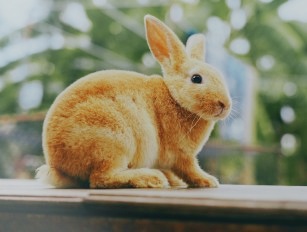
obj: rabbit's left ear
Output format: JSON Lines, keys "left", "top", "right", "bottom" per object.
{"left": 186, "top": 34, "right": 206, "bottom": 62}
{"left": 145, "top": 15, "right": 186, "bottom": 72}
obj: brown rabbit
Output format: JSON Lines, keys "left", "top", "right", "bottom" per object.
{"left": 36, "top": 15, "right": 232, "bottom": 188}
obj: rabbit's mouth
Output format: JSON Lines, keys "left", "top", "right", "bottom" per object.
{"left": 215, "top": 108, "right": 225, "bottom": 117}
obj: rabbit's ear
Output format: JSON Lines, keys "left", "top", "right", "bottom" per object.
{"left": 186, "top": 34, "right": 206, "bottom": 62}
{"left": 145, "top": 15, "right": 186, "bottom": 71}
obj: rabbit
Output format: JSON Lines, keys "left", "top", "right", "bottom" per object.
{"left": 36, "top": 15, "right": 232, "bottom": 189}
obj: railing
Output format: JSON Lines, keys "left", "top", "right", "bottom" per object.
{"left": 0, "top": 179, "right": 306, "bottom": 232}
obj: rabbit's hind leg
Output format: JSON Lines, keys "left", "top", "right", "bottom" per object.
{"left": 36, "top": 164, "right": 84, "bottom": 188}
{"left": 89, "top": 162, "right": 169, "bottom": 189}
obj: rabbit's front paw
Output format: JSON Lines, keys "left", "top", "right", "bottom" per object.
{"left": 129, "top": 169, "right": 169, "bottom": 188}
{"left": 189, "top": 174, "right": 219, "bottom": 188}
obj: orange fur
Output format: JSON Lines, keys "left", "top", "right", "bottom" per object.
{"left": 36, "top": 15, "right": 231, "bottom": 188}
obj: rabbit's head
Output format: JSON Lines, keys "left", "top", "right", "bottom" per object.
{"left": 145, "top": 15, "right": 231, "bottom": 121}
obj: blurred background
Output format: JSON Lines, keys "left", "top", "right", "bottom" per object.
{"left": 0, "top": 0, "right": 306, "bottom": 185}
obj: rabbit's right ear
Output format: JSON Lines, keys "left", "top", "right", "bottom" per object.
{"left": 145, "top": 15, "right": 186, "bottom": 72}
{"left": 186, "top": 34, "right": 206, "bottom": 62}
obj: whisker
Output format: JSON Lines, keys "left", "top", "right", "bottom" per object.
{"left": 185, "top": 111, "right": 195, "bottom": 121}
{"left": 177, "top": 112, "right": 198, "bottom": 144}
{"left": 231, "top": 95, "right": 241, "bottom": 101}
{"left": 189, "top": 113, "right": 203, "bottom": 132}
{"left": 230, "top": 109, "right": 240, "bottom": 119}
{"left": 190, "top": 114, "right": 199, "bottom": 129}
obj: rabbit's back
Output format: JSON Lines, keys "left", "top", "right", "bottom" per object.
{"left": 43, "top": 70, "right": 160, "bottom": 182}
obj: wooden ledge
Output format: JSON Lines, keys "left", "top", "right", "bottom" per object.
{"left": 0, "top": 179, "right": 307, "bottom": 231}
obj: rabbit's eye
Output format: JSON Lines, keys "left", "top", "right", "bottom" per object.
{"left": 191, "top": 74, "right": 203, "bottom": 84}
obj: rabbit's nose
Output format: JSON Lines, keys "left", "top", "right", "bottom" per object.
{"left": 218, "top": 99, "right": 231, "bottom": 110}
{"left": 215, "top": 100, "right": 232, "bottom": 118}
{"left": 218, "top": 100, "right": 225, "bottom": 109}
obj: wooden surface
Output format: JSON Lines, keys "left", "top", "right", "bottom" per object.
{"left": 0, "top": 179, "right": 307, "bottom": 232}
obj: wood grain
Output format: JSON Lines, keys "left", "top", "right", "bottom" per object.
{"left": 0, "top": 179, "right": 306, "bottom": 232}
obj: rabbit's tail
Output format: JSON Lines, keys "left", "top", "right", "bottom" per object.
{"left": 36, "top": 165, "right": 81, "bottom": 188}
